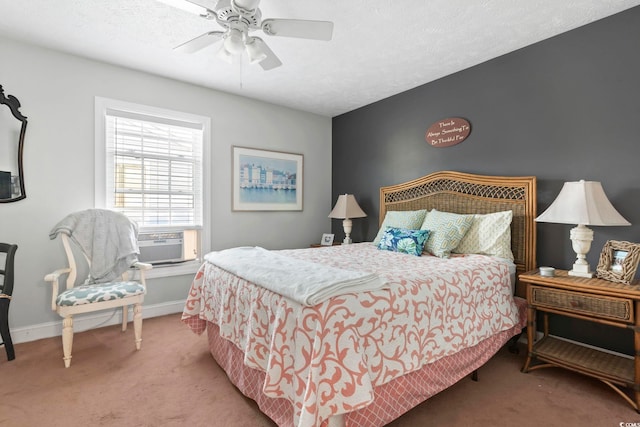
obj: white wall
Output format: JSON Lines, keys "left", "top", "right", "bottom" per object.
{"left": 0, "top": 36, "right": 332, "bottom": 340}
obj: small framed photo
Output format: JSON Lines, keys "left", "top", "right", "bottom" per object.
{"left": 596, "top": 240, "right": 640, "bottom": 285}
{"left": 611, "top": 250, "right": 628, "bottom": 273}
{"left": 321, "top": 233, "right": 335, "bottom": 246}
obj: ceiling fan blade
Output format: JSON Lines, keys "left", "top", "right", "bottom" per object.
{"left": 174, "top": 31, "right": 225, "bottom": 53}
{"left": 262, "top": 19, "right": 334, "bottom": 41}
{"left": 185, "top": 0, "right": 220, "bottom": 11}
{"left": 252, "top": 38, "right": 282, "bottom": 70}
{"left": 156, "top": 0, "right": 216, "bottom": 19}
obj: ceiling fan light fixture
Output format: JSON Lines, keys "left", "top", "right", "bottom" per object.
{"left": 216, "top": 44, "right": 235, "bottom": 64}
{"left": 223, "top": 28, "right": 245, "bottom": 55}
{"left": 245, "top": 38, "right": 267, "bottom": 64}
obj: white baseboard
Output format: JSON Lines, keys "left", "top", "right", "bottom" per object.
{"left": 10, "top": 299, "right": 186, "bottom": 344}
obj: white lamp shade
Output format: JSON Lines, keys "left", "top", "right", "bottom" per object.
{"left": 328, "top": 194, "right": 366, "bottom": 219}
{"left": 536, "top": 180, "right": 630, "bottom": 226}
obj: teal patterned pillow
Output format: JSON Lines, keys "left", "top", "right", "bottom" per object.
{"left": 420, "top": 209, "right": 473, "bottom": 258}
{"left": 377, "top": 227, "right": 430, "bottom": 256}
{"left": 372, "top": 209, "right": 428, "bottom": 245}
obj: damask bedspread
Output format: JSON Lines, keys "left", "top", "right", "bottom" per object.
{"left": 182, "top": 243, "right": 520, "bottom": 427}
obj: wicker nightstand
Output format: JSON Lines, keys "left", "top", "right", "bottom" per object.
{"left": 520, "top": 269, "right": 640, "bottom": 412}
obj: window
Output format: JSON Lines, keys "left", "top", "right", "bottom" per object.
{"left": 95, "top": 97, "right": 210, "bottom": 276}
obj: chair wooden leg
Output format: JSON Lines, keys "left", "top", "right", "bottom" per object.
{"left": 0, "top": 298, "right": 15, "bottom": 361}
{"left": 121, "top": 304, "right": 128, "bottom": 332}
{"left": 133, "top": 304, "right": 142, "bottom": 350}
{"left": 62, "top": 316, "right": 74, "bottom": 368}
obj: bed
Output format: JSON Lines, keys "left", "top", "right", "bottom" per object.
{"left": 182, "top": 171, "right": 537, "bottom": 427}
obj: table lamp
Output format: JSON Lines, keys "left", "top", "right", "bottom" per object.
{"left": 328, "top": 194, "right": 366, "bottom": 244}
{"left": 535, "top": 180, "right": 630, "bottom": 278}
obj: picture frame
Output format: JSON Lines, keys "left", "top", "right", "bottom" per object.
{"left": 232, "top": 146, "right": 303, "bottom": 211}
{"left": 596, "top": 240, "right": 640, "bottom": 285}
{"left": 321, "top": 233, "right": 335, "bottom": 246}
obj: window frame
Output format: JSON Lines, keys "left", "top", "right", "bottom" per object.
{"left": 95, "top": 97, "right": 210, "bottom": 278}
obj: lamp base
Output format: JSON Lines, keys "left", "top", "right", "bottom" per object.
{"left": 342, "top": 218, "right": 353, "bottom": 245}
{"left": 568, "top": 224, "right": 594, "bottom": 278}
{"left": 568, "top": 268, "right": 593, "bottom": 278}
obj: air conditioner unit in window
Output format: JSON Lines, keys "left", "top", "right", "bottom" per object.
{"left": 137, "top": 231, "right": 197, "bottom": 265}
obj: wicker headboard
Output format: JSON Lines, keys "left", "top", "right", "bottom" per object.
{"left": 379, "top": 171, "right": 537, "bottom": 297}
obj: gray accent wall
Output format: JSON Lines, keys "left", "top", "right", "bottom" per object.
{"left": 332, "top": 6, "right": 640, "bottom": 354}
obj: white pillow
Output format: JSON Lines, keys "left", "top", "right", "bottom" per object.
{"left": 372, "top": 210, "right": 428, "bottom": 245}
{"left": 453, "top": 210, "right": 514, "bottom": 261}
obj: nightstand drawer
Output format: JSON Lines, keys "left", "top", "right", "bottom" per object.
{"left": 530, "top": 286, "right": 633, "bottom": 323}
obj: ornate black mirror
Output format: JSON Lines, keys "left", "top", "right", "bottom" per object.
{"left": 0, "top": 85, "right": 27, "bottom": 203}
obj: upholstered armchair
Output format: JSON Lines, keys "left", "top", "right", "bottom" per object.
{"left": 45, "top": 209, "right": 151, "bottom": 368}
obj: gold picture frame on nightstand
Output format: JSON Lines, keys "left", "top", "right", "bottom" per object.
{"left": 596, "top": 240, "right": 640, "bottom": 285}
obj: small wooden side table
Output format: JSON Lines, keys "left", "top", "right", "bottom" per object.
{"left": 520, "top": 269, "right": 640, "bottom": 412}
{"left": 309, "top": 243, "right": 342, "bottom": 248}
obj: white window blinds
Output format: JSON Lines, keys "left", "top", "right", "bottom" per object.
{"left": 105, "top": 108, "right": 203, "bottom": 228}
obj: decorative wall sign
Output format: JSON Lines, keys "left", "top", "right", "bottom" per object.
{"left": 425, "top": 117, "right": 471, "bottom": 148}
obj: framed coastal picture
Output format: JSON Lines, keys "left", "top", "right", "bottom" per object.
{"left": 232, "top": 146, "right": 303, "bottom": 211}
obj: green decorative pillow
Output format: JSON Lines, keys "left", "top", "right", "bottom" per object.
{"left": 372, "top": 209, "right": 428, "bottom": 245}
{"left": 453, "top": 210, "right": 514, "bottom": 261}
{"left": 377, "top": 227, "right": 430, "bottom": 257}
{"left": 420, "top": 209, "right": 473, "bottom": 258}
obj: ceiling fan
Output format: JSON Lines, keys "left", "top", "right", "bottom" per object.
{"left": 159, "top": 0, "right": 334, "bottom": 70}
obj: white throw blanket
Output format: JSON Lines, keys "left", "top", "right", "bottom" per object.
{"left": 49, "top": 209, "right": 139, "bottom": 284}
{"left": 204, "top": 246, "right": 387, "bottom": 306}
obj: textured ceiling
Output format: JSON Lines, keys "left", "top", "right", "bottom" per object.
{"left": 0, "top": 0, "right": 639, "bottom": 117}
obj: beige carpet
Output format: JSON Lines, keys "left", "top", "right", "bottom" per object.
{"left": 1, "top": 313, "right": 638, "bottom": 426}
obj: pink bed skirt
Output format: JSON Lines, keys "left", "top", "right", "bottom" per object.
{"left": 203, "top": 297, "right": 527, "bottom": 427}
